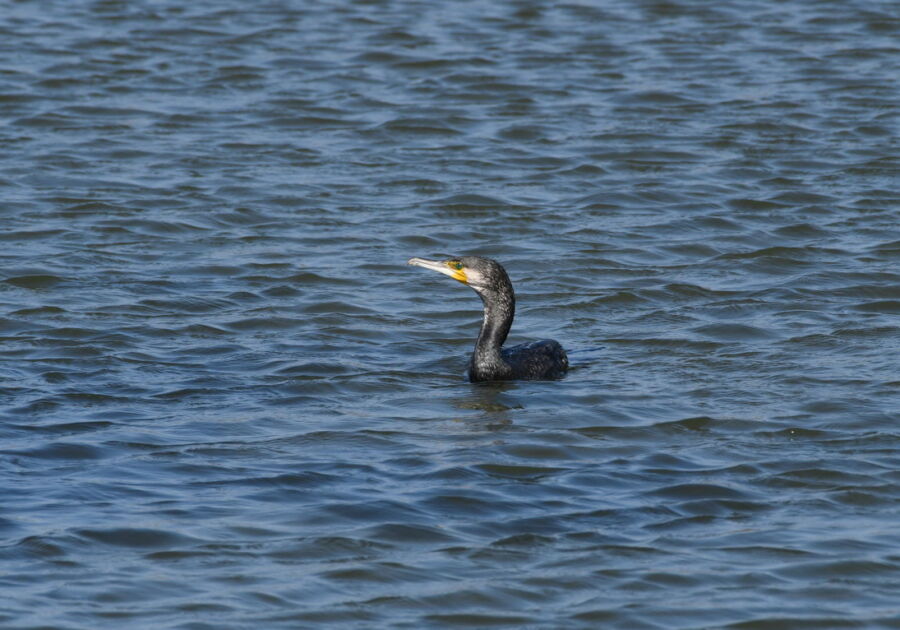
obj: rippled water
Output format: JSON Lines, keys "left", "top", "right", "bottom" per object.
{"left": 2, "top": 1, "right": 899, "bottom": 627}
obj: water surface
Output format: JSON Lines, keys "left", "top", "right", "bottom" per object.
{"left": 1, "top": 1, "right": 899, "bottom": 628}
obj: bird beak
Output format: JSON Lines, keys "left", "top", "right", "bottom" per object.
{"left": 407, "top": 257, "right": 468, "bottom": 284}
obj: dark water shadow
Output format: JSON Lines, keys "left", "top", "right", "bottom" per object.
{"left": 450, "top": 381, "right": 522, "bottom": 429}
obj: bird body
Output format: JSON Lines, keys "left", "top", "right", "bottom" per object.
{"left": 408, "top": 255, "right": 568, "bottom": 382}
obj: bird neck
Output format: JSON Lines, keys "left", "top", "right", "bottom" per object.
{"left": 473, "top": 286, "right": 515, "bottom": 363}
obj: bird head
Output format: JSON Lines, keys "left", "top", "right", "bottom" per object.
{"left": 407, "top": 256, "right": 510, "bottom": 296}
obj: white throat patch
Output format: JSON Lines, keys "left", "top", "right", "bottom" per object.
{"left": 463, "top": 267, "right": 487, "bottom": 288}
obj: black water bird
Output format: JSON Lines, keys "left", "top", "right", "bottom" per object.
{"left": 408, "top": 256, "right": 568, "bottom": 382}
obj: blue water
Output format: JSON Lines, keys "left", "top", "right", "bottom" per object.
{"left": 1, "top": 1, "right": 899, "bottom": 628}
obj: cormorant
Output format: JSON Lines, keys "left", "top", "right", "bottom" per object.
{"left": 407, "top": 255, "right": 568, "bottom": 382}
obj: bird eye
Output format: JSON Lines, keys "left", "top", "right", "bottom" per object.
{"left": 451, "top": 261, "right": 463, "bottom": 270}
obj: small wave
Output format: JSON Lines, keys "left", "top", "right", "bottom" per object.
{"left": 3, "top": 274, "right": 63, "bottom": 289}
{"left": 76, "top": 527, "right": 201, "bottom": 549}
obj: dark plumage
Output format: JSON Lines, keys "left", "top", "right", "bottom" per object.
{"left": 407, "top": 255, "right": 568, "bottom": 382}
